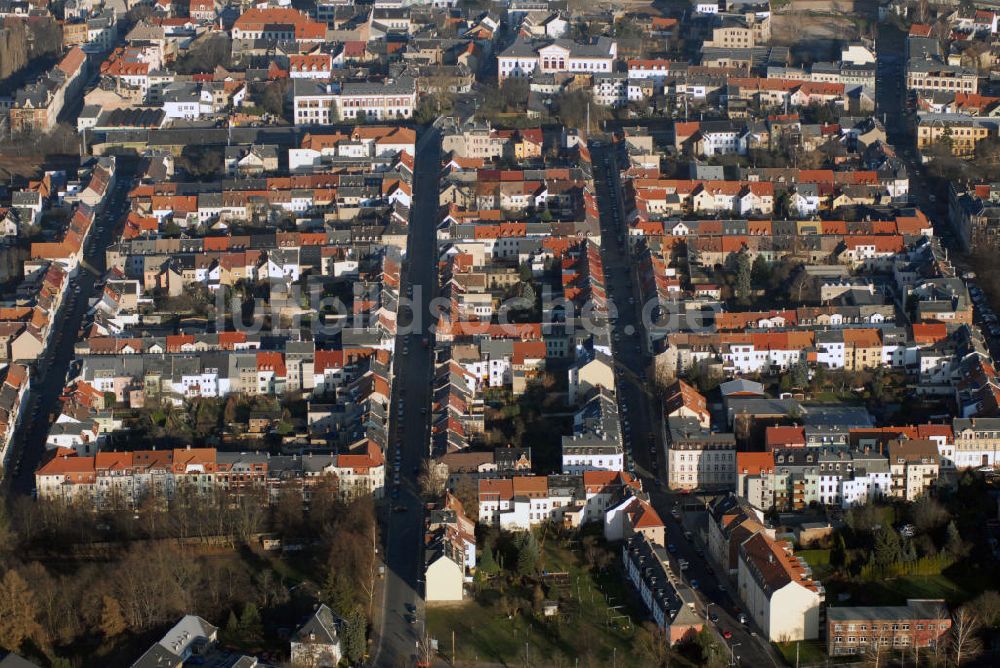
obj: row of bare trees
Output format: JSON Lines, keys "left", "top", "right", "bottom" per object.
{"left": 0, "top": 18, "right": 62, "bottom": 83}
{"left": 0, "top": 540, "right": 292, "bottom": 664}
{"left": 0, "top": 478, "right": 380, "bottom": 664}
{"left": 862, "top": 606, "right": 984, "bottom": 668}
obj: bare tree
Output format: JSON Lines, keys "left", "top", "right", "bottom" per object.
{"left": 950, "top": 607, "right": 982, "bottom": 666}
{"left": 864, "top": 621, "right": 890, "bottom": 668}
{"left": 911, "top": 496, "right": 949, "bottom": 533}
{"left": 638, "top": 622, "right": 673, "bottom": 667}
{"left": 452, "top": 476, "right": 479, "bottom": 519}
{"left": 0, "top": 569, "right": 44, "bottom": 653}
{"left": 418, "top": 459, "right": 447, "bottom": 499}
{"left": 969, "top": 590, "right": 1000, "bottom": 628}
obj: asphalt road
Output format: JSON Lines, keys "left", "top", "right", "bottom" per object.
{"left": 5, "top": 158, "right": 137, "bottom": 495}
{"left": 369, "top": 127, "right": 441, "bottom": 668}
{"left": 589, "top": 141, "right": 780, "bottom": 667}
{"left": 875, "top": 25, "right": 953, "bottom": 244}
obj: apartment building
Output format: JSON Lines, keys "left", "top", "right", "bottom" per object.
{"left": 949, "top": 182, "right": 1000, "bottom": 251}
{"left": 916, "top": 114, "right": 999, "bottom": 156}
{"left": 561, "top": 388, "right": 624, "bottom": 474}
{"left": 293, "top": 78, "right": 417, "bottom": 124}
{"left": 622, "top": 535, "right": 704, "bottom": 644}
{"left": 666, "top": 416, "right": 737, "bottom": 490}
{"left": 737, "top": 532, "right": 824, "bottom": 641}
{"left": 888, "top": 439, "right": 940, "bottom": 501}
{"left": 906, "top": 61, "right": 978, "bottom": 95}
{"left": 703, "top": 14, "right": 769, "bottom": 49}
{"left": 9, "top": 47, "right": 87, "bottom": 133}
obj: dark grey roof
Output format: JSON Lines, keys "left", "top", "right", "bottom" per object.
{"left": 293, "top": 604, "right": 341, "bottom": 646}
{"left": 0, "top": 655, "right": 43, "bottom": 668}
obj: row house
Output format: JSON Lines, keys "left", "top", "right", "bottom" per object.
{"left": 425, "top": 493, "right": 477, "bottom": 602}
{"left": 75, "top": 345, "right": 382, "bottom": 405}
{"left": 735, "top": 447, "right": 893, "bottom": 511}
{"left": 722, "top": 331, "right": 814, "bottom": 375}
{"left": 622, "top": 535, "right": 704, "bottom": 644}
{"left": 35, "top": 444, "right": 385, "bottom": 506}
{"left": 477, "top": 470, "right": 645, "bottom": 530}
{"left": 0, "top": 364, "right": 30, "bottom": 467}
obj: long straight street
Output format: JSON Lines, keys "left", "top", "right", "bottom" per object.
{"left": 370, "top": 127, "right": 441, "bottom": 668}
{"left": 589, "top": 141, "right": 779, "bottom": 668}
{"left": 6, "top": 158, "right": 137, "bottom": 496}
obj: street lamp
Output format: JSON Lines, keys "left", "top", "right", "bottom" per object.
{"left": 729, "top": 642, "right": 742, "bottom": 667}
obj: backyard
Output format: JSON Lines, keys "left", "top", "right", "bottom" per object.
{"left": 427, "top": 528, "right": 677, "bottom": 667}
{"left": 483, "top": 376, "right": 573, "bottom": 473}
{"left": 795, "top": 475, "right": 1000, "bottom": 610}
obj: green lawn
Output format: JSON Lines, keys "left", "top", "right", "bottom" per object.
{"left": 797, "top": 549, "right": 831, "bottom": 567}
{"left": 853, "top": 573, "right": 978, "bottom": 605}
{"left": 427, "top": 534, "right": 658, "bottom": 666}
{"left": 774, "top": 640, "right": 830, "bottom": 667}
{"left": 830, "top": 561, "right": 1000, "bottom": 607}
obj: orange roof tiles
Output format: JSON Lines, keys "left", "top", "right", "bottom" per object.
{"left": 766, "top": 426, "right": 805, "bottom": 449}
{"left": 736, "top": 451, "right": 775, "bottom": 475}
{"left": 843, "top": 328, "right": 881, "bottom": 348}
{"left": 912, "top": 323, "right": 948, "bottom": 345}
{"left": 512, "top": 475, "right": 548, "bottom": 498}
{"left": 479, "top": 478, "right": 514, "bottom": 500}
